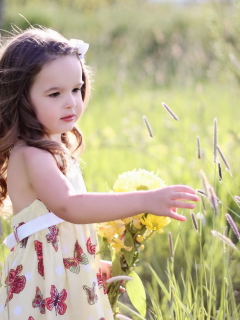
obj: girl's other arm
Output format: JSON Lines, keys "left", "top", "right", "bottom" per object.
{"left": 24, "top": 147, "right": 199, "bottom": 224}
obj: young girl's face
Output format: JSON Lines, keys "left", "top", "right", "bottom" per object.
{"left": 29, "top": 55, "right": 84, "bottom": 140}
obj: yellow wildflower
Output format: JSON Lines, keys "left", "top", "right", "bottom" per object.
{"left": 113, "top": 169, "right": 165, "bottom": 192}
{"left": 111, "top": 238, "right": 132, "bottom": 253}
{"left": 97, "top": 220, "right": 125, "bottom": 241}
{"left": 140, "top": 215, "right": 171, "bottom": 232}
{"left": 122, "top": 217, "right": 133, "bottom": 224}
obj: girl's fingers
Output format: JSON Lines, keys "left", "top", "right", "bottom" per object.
{"left": 169, "top": 185, "right": 197, "bottom": 194}
{"left": 172, "top": 200, "right": 196, "bottom": 209}
{"left": 168, "top": 210, "right": 186, "bottom": 221}
{"left": 173, "top": 192, "right": 199, "bottom": 202}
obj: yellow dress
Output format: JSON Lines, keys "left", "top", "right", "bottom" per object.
{"left": 0, "top": 161, "right": 113, "bottom": 320}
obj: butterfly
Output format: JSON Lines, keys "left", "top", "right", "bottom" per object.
{"left": 32, "top": 286, "right": 45, "bottom": 314}
{"left": 83, "top": 282, "right": 98, "bottom": 305}
{"left": 46, "top": 285, "right": 67, "bottom": 316}
{"left": 14, "top": 222, "right": 29, "bottom": 248}
{"left": 34, "top": 240, "right": 44, "bottom": 278}
{"left": 5, "top": 265, "right": 26, "bottom": 306}
{"left": 63, "top": 240, "right": 89, "bottom": 274}
{"left": 46, "top": 225, "right": 59, "bottom": 252}
{"left": 96, "top": 269, "right": 107, "bottom": 294}
{"left": 86, "top": 237, "right": 96, "bottom": 256}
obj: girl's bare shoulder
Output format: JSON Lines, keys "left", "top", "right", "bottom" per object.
{"left": 9, "top": 141, "right": 54, "bottom": 170}
{"left": 8, "top": 142, "right": 58, "bottom": 214}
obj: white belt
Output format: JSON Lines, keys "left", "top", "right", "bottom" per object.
{"left": 3, "top": 212, "right": 64, "bottom": 250}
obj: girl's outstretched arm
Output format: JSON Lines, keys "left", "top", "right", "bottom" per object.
{"left": 24, "top": 147, "right": 199, "bottom": 224}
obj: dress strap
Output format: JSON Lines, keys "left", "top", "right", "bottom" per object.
{"left": 3, "top": 212, "right": 64, "bottom": 250}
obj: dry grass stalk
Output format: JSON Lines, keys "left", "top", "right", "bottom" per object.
{"left": 213, "top": 118, "right": 217, "bottom": 163}
{"left": 200, "top": 170, "right": 210, "bottom": 198}
{"left": 190, "top": 211, "right": 198, "bottom": 232}
{"left": 168, "top": 232, "right": 174, "bottom": 259}
{"left": 196, "top": 190, "right": 207, "bottom": 212}
{"left": 197, "top": 135, "right": 201, "bottom": 159}
{"left": 143, "top": 115, "right": 153, "bottom": 138}
{"left": 209, "top": 186, "right": 219, "bottom": 215}
{"left": 234, "top": 195, "right": 240, "bottom": 204}
{"left": 226, "top": 213, "right": 240, "bottom": 239}
{"left": 161, "top": 102, "right": 179, "bottom": 121}
{"left": 196, "top": 189, "right": 207, "bottom": 197}
{"left": 211, "top": 230, "right": 238, "bottom": 250}
{"left": 201, "top": 196, "right": 207, "bottom": 213}
{"left": 217, "top": 145, "right": 232, "bottom": 176}
{"left": 218, "top": 161, "right": 222, "bottom": 182}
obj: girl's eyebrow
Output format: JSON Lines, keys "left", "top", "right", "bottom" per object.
{"left": 45, "top": 82, "right": 84, "bottom": 93}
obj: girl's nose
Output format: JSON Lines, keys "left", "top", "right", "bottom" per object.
{"left": 65, "top": 94, "right": 76, "bottom": 109}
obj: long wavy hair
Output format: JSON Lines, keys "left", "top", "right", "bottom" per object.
{"left": 0, "top": 27, "right": 91, "bottom": 207}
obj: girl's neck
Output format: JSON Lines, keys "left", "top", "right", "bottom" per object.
{"left": 45, "top": 133, "right": 62, "bottom": 143}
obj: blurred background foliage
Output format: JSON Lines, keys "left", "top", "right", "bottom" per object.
{"left": 1, "top": 0, "right": 217, "bottom": 87}
{"left": 1, "top": 0, "right": 240, "bottom": 318}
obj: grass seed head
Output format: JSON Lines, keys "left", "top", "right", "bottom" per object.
{"left": 191, "top": 211, "right": 199, "bottom": 232}
{"left": 197, "top": 135, "right": 201, "bottom": 159}
{"left": 143, "top": 115, "right": 153, "bottom": 138}
{"left": 200, "top": 170, "right": 210, "bottom": 198}
{"left": 217, "top": 145, "right": 232, "bottom": 176}
{"left": 162, "top": 102, "right": 179, "bottom": 121}
{"left": 211, "top": 230, "right": 238, "bottom": 250}
{"left": 226, "top": 213, "right": 240, "bottom": 239}
{"left": 209, "top": 186, "right": 219, "bottom": 215}
{"left": 234, "top": 195, "right": 240, "bottom": 204}
{"left": 218, "top": 161, "right": 222, "bottom": 182}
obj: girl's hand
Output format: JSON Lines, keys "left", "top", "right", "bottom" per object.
{"left": 145, "top": 185, "right": 199, "bottom": 221}
{"left": 100, "top": 260, "right": 125, "bottom": 292}
{"left": 100, "top": 260, "right": 112, "bottom": 284}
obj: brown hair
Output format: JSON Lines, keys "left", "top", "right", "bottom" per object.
{"left": 0, "top": 27, "right": 91, "bottom": 207}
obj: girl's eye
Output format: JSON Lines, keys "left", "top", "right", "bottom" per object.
{"left": 49, "top": 92, "right": 60, "bottom": 98}
{"left": 72, "top": 88, "right": 81, "bottom": 93}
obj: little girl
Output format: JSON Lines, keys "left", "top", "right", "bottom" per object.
{"left": 0, "top": 27, "right": 198, "bottom": 320}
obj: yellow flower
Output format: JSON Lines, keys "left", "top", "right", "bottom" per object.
{"left": 140, "top": 215, "right": 171, "bottom": 232}
{"left": 113, "top": 169, "right": 165, "bottom": 192}
{"left": 111, "top": 238, "right": 132, "bottom": 253}
{"left": 97, "top": 220, "right": 125, "bottom": 241}
{"left": 122, "top": 214, "right": 144, "bottom": 229}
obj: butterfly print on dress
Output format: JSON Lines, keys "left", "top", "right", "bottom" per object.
{"left": 97, "top": 269, "right": 107, "bottom": 294}
{"left": 13, "top": 222, "right": 29, "bottom": 248}
{"left": 5, "top": 265, "right": 26, "bottom": 306}
{"left": 28, "top": 317, "right": 34, "bottom": 320}
{"left": 32, "top": 286, "right": 45, "bottom": 314}
{"left": 63, "top": 240, "right": 89, "bottom": 274}
{"left": 86, "top": 237, "right": 96, "bottom": 256}
{"left": 46, "top": 285, "right": 67, "bottom": 315}
{"left": 34, "top": 240, "right": 44, "bottom": 278}
{"left": 46, "top": 225, "right": 59, "bottom": 252}
{"left": 83, "top": 282, "right": 98, "bottom": 305}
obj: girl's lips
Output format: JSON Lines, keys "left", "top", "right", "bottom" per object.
{"left": 61, "top": 115, "right": 75, "bottom": 122}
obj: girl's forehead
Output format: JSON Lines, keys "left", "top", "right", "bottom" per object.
{"left": 34, "top": 55, "right": 83, "bottom": 87}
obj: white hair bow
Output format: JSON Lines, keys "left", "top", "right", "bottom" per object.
{"left": 69, "top": 39, "right": 89, "bottom": 60}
